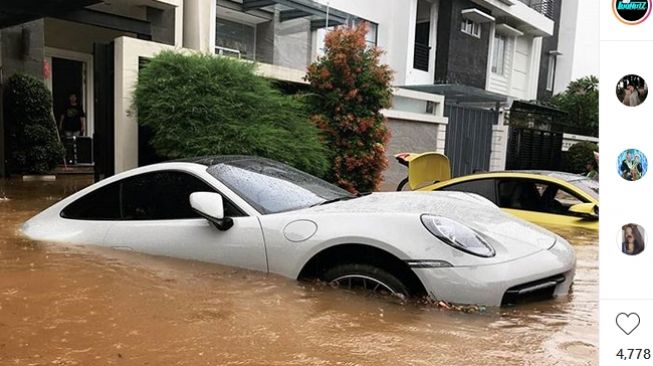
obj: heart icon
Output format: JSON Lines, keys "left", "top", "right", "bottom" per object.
{"left": 616, "top": 312, "right": 641, "bottom": 335}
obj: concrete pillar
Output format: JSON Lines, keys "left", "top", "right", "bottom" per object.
{"left": 489, "top": 116, "right": 509, "bottom": 171}
{"left": 183, "top": 0, "right": 216, "bottom": 52}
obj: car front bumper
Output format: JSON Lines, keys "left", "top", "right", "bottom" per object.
{"left": 412, "top": 240, "right": 576, "bottom": 306}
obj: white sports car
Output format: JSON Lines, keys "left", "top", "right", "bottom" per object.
{"left": 22, "top": 156, "right": 576, "bottom": 306}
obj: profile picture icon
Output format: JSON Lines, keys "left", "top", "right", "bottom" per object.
{"left": 616, "top": 74, "right": 648, "bottom": 107}
{"left": 618, "top": 149, "right": 648, "bottom": 181}
{"left": 620, "top": 224, "right": 646, "bottom": 256}
{"left": 613, "top": 0, "right": 652, "bottom": 25}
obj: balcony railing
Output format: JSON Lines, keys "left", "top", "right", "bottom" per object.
{"left": 215, "top": 46, "right": 242, "bottom": 59}
{"left": 413, "top": 42, "right": 430, "bottom": 72}
{"left": 518, "top": 0, "right": 557, "bottom": 19}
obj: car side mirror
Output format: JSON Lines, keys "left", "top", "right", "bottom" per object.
{"left": 568, "top": 202, "right": 598, "bottom": 220}
{"left": 189, "top": 192, "right": 234, "bottom": 231}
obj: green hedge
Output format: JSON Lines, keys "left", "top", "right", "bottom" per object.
{"left": 134, "top": 51, "right": 329, "bottom": 177}
{"left": 4, "top": 74, "right": 64, "bottom": 174}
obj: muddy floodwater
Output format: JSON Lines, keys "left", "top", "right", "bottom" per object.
{"left": 0, "top": 177, "right": 597, "bottom": 366}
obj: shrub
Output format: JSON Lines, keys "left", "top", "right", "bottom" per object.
{"left": 4, "top": 74, "right": 64, "bottom": 174}
{"left": 305, "top": 23, "right": 393, "bottom": 193}
{"left": 563, "top": 141, "right": 598, "bottom": 174}
{"left": 134, "top": 51, "right": 328, "bottom": 177}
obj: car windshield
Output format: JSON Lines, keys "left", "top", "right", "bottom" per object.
{"left": 550, "top": 173, "right": 599, "bottom": 200}
{"left": 206, "top": 158, "right": 353, "bottom": 214}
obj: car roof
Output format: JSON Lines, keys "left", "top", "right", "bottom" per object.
{"left": 175, "top": 155, "right": 275, "bottom": 167}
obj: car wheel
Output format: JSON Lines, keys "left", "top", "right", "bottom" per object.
{"left": 321, "top": 263, "right": 412, "bottom": 298}
{"left": 396, "top": 177, "right": 410, "bottom": 191}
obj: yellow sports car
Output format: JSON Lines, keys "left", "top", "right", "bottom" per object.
{"left": 421, "top": 171, "right": 598, "bottom": 232}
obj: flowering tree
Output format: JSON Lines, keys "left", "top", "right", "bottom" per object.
{"left": 305, "top": 23, "right": 393, "bottom": 193}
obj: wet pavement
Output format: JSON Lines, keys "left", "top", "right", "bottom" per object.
{"left": 0, "top": 176, "right": 597, "bottom": 366}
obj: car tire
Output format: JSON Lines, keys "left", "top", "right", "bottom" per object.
{"left": 321, "top": 263, "right": 412, "bottom": 298}
{"left": 396, "top": 177, "right": 410, "bottom": 191}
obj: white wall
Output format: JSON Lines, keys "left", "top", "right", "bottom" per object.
{"left": 312, "top": 0, "right": 430, "bottom": 86}
{"left": 554, "top": 0, "right": 599, "bottom": 93}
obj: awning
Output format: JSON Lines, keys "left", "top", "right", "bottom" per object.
{"left": 241, "top": 0, "right": 356, "bottom": 29}
{"left": 405, "top": 84, "right": 509, "bottom": 104}
{"left": 0, "top": 0, "right": 99, "bottom": 28}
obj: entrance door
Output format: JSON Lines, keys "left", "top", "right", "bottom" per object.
{"left": 51, "top": 57, "right": 85, "bottom": 133}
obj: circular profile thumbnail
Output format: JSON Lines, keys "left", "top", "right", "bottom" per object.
{"left": 613, "top": 0, "right": 652, "bottom": 25}
{"left": 620, "top": 224, "right": 646, "bottom": 256}
{"left": 618, "top": 149, "right": 648, "bottom": 181}
{"left": 616, "top": 74, "right": 648, "bottom": 107}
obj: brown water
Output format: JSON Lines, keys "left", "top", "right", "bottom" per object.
{"left": 0, "top": 177, "right": 597, "bottom": 366}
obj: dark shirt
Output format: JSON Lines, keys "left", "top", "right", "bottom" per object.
{"left": 62, "top": 104, "right": 85, "bottom": 132}
{"left": 620, "top": 160, "right": 642, "bottom": 181}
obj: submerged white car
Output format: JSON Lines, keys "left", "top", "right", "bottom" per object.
{"left": 22, "top": 156, "right": 575, "bottom": 306}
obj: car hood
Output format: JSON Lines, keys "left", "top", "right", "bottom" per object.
{"left": 303, "top": 191, "right": 557, "bottom": 252}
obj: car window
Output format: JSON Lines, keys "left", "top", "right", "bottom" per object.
{"left": 498, "top": 180, "right": 544, "bottom": 211}
{"left": 439, "top": 179, "right": 497, "bottom": 203}
{"left": 498, "top": 179, "right": 585, "bottom": 216}
{"left": 540, "top": 184, "right": 585, "bottom": 216}
{"left": 60, "top": 181, "right": 122, "bottom": 220}
{"left": 62, "top": 171, "right": 244, "bottom": 220}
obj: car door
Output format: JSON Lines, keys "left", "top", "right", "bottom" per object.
{"left": 102, "top": 170, "right": 268, "bottom": 272}
{"left": 496, "top": 178, "right": 595, "bottom": 231}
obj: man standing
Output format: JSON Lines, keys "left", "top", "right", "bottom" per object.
{"left": 59, "top": 93, "right": 85, "bottom": 137}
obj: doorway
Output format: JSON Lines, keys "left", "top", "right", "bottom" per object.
{"left": 51, "top": 57, "right": 84, "bottom": 132}
{"left": 45, "top": 48, "right": 94, "bottom": 137}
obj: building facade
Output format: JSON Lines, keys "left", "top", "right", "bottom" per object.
{"left": 1, "top": 0, "right": 572, "bottom": 183}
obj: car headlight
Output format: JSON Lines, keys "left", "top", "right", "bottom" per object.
{"left": 420, "top": 214, "right": 496, "bottom": 258}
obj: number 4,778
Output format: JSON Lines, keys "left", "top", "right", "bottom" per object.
{"left": 617, "top": 348, "right": 651, "bottom": 360}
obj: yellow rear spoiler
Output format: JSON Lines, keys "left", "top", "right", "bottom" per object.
{"left": 406, "top": 152, "right": 451, "bottom": 190}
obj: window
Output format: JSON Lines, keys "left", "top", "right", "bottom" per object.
{"left": 216, "top": 17, "right": 256, "bottom": 60}
{"left": 351, "top": 19, "right": 378, "bottom": 47}
{"left": 492, "top": 34, "right": 506, "bottom": 75}
{"left": 364, "top": 21, "right": 378, "bottom": 47}
{"left": 413, "top": 21, "right": 431, "bottom": 71}
{"left": 440, "top": 179, "right": 498, "bottom": 203}
{"left": 497, "top": 179, "right": 586, "bottom": 216}
{"left": 61, "top": 182, "right": 122, "bottom": 220}
{"left": 546, "top": 55, "right": 556, "bottom": 91}
{"left": 61, "top": 171, "right": 243, "bottom": 220}
{"left": 460, "top": 18, "right": 481, "bottom": 38}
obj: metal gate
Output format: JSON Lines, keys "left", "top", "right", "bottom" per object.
{"left": 444, "top": 105, "right": 495, "bottom": 177}
{"left": 505, "top": 100, "right": 565, "bottom": 171}
{"left": 505, "top": 127, "right": 563, "bottom": 170}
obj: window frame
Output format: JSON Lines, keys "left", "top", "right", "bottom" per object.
{"left": 546, "top": 54, "right": 556, "bottom": 91}
{"left": 439, "top": 178, "right": 499, "bottom": 204}
{"left": 215, "top": 16, "right": 257, "bottom": 60}
{"left": 496, "top": 178, "right": 589, "bottom": 216}
{"left": 60, "top": 169, "right": 247, "bottom": 221}
{"left": 460, "top": 18, "right": 481, "bottom": 38}
{"left": 355, "top": 18, "right": 379, "bottom": 47}
{"left": 491, "top": 34, "right": 506, "bottom": 75}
